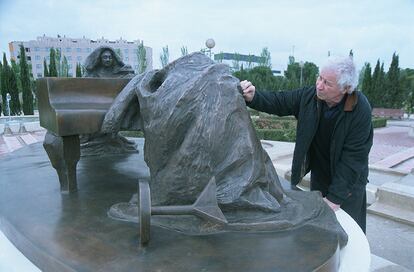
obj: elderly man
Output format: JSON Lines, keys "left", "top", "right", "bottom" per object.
{"left": 241, "top": 57, "right": 373, "bottom": 233}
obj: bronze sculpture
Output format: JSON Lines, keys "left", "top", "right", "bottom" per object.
{"left": 81, "top": 46, "right": 138, "bottom": 155}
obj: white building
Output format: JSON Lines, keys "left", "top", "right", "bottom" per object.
{"left": 9, "top": 35, "right": 153, "bottom": 79}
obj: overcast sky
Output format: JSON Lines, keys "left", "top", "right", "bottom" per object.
{"left": 0, "top": 0, "right": 413, "bottom": 72}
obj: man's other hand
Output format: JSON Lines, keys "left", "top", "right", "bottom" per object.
{"left": 240, "top": 80, "right": 255, "bottom": 102}
{"left": 323, "top": 197, "right": 340, "bottom": 211}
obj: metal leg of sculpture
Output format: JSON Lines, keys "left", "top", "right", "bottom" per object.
{"left": 138, "top": 180, "right": 151, "bottom": 246}
{"left": 138, "top": 177, "right": 227, "bottom": 246}
{"left": 43, "top": 131, "right": 80, "bottom": 193}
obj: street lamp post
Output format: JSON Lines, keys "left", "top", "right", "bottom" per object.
{"left": 6, "top": 93, "right": 11, "bottom": 120}
{"left": 205, "top": 38, "right": 215, "bottom": 59}
{"left": 299, "top": 61, "right": 304, "bottom": 87}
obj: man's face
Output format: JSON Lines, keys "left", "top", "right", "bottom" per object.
{"left": 315, "top": 68, "right": 343, "bottom": 103}
{"left": 101, "top": 50, "right": 113, "bottom": 67}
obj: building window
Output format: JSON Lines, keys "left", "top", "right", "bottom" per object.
{"left": 35, "top": 55, "right": 41, "bottom": 60}
{"left": 25, "top": 47, "right": 30, "bottom": 52}
{"left": 45, "top": 47, "right": 51, "bottom": 52}
{"left": 37, "top": 73, "right": 43, "bottom": 78}
{"left": 66, "top": 47, "right": 71, "bottom": 52}
{"left": 86, "top": 48, "right": 91, "bottom": 53}
{"left": 34, "top": 47, "right": 40, "bottom": 52}
{"left": 27, "top": 56, "right": 31, "bottom": 61}
{"left": 36, "top": 64, "right": 42, "bottom": 69}
{"left": 124, "top": 49, "right": 129, "bottom": 54}
{"left": 76, "top": 48, "right": 81, "bottom": 53}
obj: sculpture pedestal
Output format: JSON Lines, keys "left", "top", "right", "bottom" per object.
{"left": 0, "top": 140, "right": 369, "bottom": 271}
{"left": 336, "top": 210, "right": 371, "bottom": 271}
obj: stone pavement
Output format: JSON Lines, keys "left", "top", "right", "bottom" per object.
{"left": 1, "top": 119, "right": 414, "bottom": 271}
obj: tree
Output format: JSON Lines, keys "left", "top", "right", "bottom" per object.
{"left": 43, "top": 58, "right": 49, "bottom": 77}
{"left": 302, "top": 62, "right": 319, "bottom": 87}
{"left": 19, "top": 44, "right": 34, "bottom": 115}
{"left": 284, "top": 62, "right": 300, "bottom": 90}
{"left": 360, "top": 63, "right": 373, "bottom": 106}
{"left": 160, "top": 46, "right": 169, "bottom": 68}
{"left": 48, "top": 48, "right": 58, "bottom": 77}
{"left": 385, "top": 53, "right": 402, "bottom": 108}
{"left": 234, "top": 66, "right": 286, "bottom": 92}
{"left": 136, "top": 41, "right": 147, "bottom": 74}
{"left": 75, "top": 63, "right": 82, "bottom": 77}
{"left": 10, "top": 59, "right": 22, "bottom": 93}
{"left": 55, "top": 48, "right": 62, "bottom": 77}
{"left": 8, "top": 66, "right": 21, "bottom": 115}
{"left": 0, "top": 60, "right": 2, "bottom": 115}
{"left": 378, "top": 63, "right": 386, "bottom": 107}
{"left": 61, "top": 56, "right": 69, "bottom": 77}
{"left": 370, "top": 60, "right": 386, "bottom": 107}
{"left": 232, "top": 52, "right": 241, "bottom": 71}
{"left": 181, "top": 46, "right": 188, "bottom": 57}
{"left": 1, "top": 53, "right": 11, "bottom": 115}
{"left": 115, "top": 48, "right": 123, "bottom": 60}
{"left": 259, "top": 47, "right": 271, "bottom": 68}
{"left": 401, "top": 68, "right": 414, "bottom": 117}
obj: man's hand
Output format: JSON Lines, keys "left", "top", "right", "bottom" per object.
{"left": 323, "top": 197, "right": 340, "bottom": 211}
{"left": 240, "top": 80, "right": 255, "bottom": 102}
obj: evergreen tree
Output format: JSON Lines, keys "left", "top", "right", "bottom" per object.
{"left": 386, "top": 53, "right": 402, "bottom": 108}
{"left": 48, "top": 48, "right": 58, "bottom": 77}
{"left": 55, "top": 48, "right": 62, "bottom": 77}
{"left": 360, "top": 63, "right": 373, "bottom": 106}
{"left": 401, "top": 68, "right": 414, "bottom": 117}
{"left": 115, "top": 49, "right": 123, "bottom": 60}
{"left": 0, "top": 60, "right": 3, "bottom": 115}
{"left": 9, "top": 67, "right": 21, "bottom": 115}
{"left": 371, "top": 60, "right": 382, "bottom": 107}
{"left": 10, "top": 59, "right": 22, "bottom": 93}
{"left": 19, "top": 44, "right": 34, "bottom": 114}
{"left": 233, "top": 66, "right": 286, "bottom": 92}
{"left": 284, "top": 62, "right": 300, "bottom": 90}
{"left": 61, "top": 56, "right": 69, "bottom": 77}
{"left": 43, "top": 58, "right": 49, "bottom": 77}
{"left": 302, "top": 62, "right": 319, "bottom": 87}
{"left": 259, "top": 47, "right": 271, "bottom": 68}
{"left": 75, "top": 63, "right": 82, "bottom": 77}
{"left": 180, "top": 46, "right": 188, "bottom": 57}
{"left": 232, "top": 52, "right": 241, "bottom": 71}
{"left": 378, "top": 62, "right": 386, "bottom": 107}
{"left": 160, "top": 46, "right": 169, "bottom": 68}
{"left": 137, "top": 41, "right": 147, "bottom": 74}
{"left": 1, "top": 53, "right": 10, "bottom": 116}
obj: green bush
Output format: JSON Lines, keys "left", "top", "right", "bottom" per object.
{"left": 256, "top": 128, "right": 296, "bottom": 142}
{"left": 119, "top": 131, "right": 144, "bottom": 138}
{"left": 372, "top": 117, "right": 387, "bottom": 128}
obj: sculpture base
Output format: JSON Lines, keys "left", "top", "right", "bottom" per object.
{"left": 0, "top": 140, "right": 340, "bottom": 271}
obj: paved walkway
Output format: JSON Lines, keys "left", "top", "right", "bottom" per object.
{"left": 370, "top": 126, "right": 414, "bottom": 172}
{"left": 0, "top": 131, "right": 45, "bottom": 155}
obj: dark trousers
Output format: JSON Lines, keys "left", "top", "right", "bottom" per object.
{"left": 340, "top": 186, "right": 367, "bottom": 233}
{"left": 311, "top": 180, "right": 367, "bottom": 233}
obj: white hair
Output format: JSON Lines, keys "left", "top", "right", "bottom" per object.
{"left": 321, "top": 56, "right": 358, "bottom": 93}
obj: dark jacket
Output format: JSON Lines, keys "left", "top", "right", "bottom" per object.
{"left": 247, "top": 86, "right": 373, "bottom": 204}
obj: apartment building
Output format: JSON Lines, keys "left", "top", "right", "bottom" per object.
{"left": 9, "top": 35, "right": 153, "bottom": 79}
